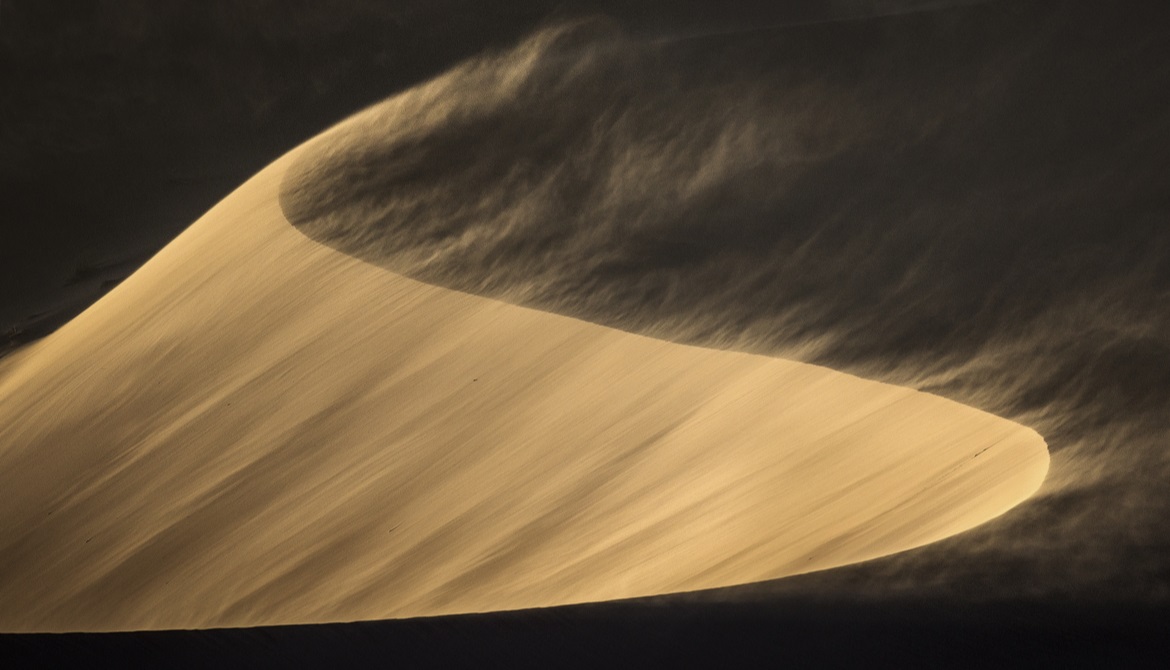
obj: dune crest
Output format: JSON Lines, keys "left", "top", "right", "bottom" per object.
{"left": 0, "top": 130, "right": 1047, "bottom": 632}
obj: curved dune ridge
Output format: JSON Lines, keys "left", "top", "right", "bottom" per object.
{"left": 0, "top": 116, "right": 1048, "bottom": 631}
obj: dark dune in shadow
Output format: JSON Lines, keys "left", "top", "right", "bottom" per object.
{"left": 280, "top": 0, "right": 1170, "bottom": 605}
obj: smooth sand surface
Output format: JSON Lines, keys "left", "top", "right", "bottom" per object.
{"left": 0, "top": 138, "right": 1047, "bottom": 632}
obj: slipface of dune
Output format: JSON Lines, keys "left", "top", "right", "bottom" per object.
{"left": 0, "top": 134, "right": 1047, "bottom": 631}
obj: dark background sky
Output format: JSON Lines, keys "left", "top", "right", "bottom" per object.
{"left": 0, "top": 0, "right": 956, "bottom": 337}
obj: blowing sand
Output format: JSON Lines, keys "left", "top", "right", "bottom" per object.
{"left": 0, "top": 137, "right": 1047, "bottom": 632}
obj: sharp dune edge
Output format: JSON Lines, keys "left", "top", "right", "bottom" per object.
{"left": 0, "top": 130, "right": 1046, "bottom": 632}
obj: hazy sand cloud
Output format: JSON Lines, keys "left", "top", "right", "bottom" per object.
{"left": 283, "top": 5, "right": 1170, "bottom": 601}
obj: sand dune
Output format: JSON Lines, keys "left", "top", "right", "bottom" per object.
{"left": 0, "top": 121, "right": 1046, "bottom": 632}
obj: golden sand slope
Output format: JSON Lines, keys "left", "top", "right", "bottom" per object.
{"left": 0, "top": 143, "right": 1047, "bottom": 632}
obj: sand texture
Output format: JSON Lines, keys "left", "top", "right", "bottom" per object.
{"left": 0, "top": 132, "right": 1047, "bottom": 632}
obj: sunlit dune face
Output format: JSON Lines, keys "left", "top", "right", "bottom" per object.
{"left": 0, "top": 139, "right": 1046, "bottom": 632}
